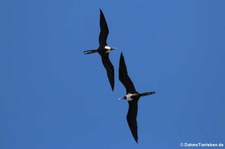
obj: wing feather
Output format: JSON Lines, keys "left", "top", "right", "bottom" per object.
{"left": 127, "top": 100, "right": 138, "bottom": 143}
{"left": 119, "top": 53, "right": 136, "bottom": 93}
{"left": 101, "top": 53, "right": 114, "bottom": 90}
{"left": 99, "top": 9, "right": 109, "bottom": 47}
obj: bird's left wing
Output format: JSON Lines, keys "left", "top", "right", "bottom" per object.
{"left": 101, "top": 53, "right": 114, "bottom": 91}
{"left": 127, "top": 100, "right": 138, "bottom": 143}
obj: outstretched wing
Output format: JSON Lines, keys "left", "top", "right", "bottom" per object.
{"left": 119, "top": 53, "right": 137, "bottom": 93}
{"left": 99, "top": 9, "right": 109, "bottom": 47}
{"left": 101, "top": 53, "right": 114, "bottom": 91}
{"left": 127, "top": 100, "right": 138, "bottom": 143}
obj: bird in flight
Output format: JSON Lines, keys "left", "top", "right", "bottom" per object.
{"left": 119, "top": 53, "right": 155, "bottom": 143}
{"left": 84, "top": 9, "right": 116, "bottom": 91}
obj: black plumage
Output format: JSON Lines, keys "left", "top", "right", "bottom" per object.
{"left": 119, "top": 53, "right": 137, "bottom": 94}
{"left": 119, "top": 53, "right": 155, "bottom": 143}
{"left": 99, "top": 9, "right": 109, "bottom": 47}
{"left": 84, "top": 9, "right": 115, "bottom": 91}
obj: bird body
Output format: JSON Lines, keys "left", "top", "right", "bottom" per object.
{"left": 122, "top": 92, "right": 155, "bottom": 102}
{"left": 84, "top": 45, "right": 113, "bottom": 55}
{"left": 124, "top": 93, "right": 138, "bottom": 101}
{"left": 119, "top": 53, "right": 155, "bottom": 143}
{"left": 84, "top": 9, "right": 115, "bottom": 91}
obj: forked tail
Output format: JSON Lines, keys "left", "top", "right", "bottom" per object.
{"left": 139, "top": 91, "right": 155, "bottom": 97}
{"left": 83, "top": 49, "right": 98, "bottom": 55}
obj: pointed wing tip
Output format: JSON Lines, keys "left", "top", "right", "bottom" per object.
{"left": 119, "top": 52, "right": 124, "bottom": 66}
{"left": 99, "top": 9, "right": 104, "bottom": 19}
{"left": 120, "top": 53, "right": 125, "bottom": 64}
{"left": 120, "top": 52, "right": 124, "bottom": 57}
{"left": 99, "top": 9, "right": 103, "bottom": 15}
{"left": 110, "top": 79, "right": 114, "bottom": 91}
{"left": 110, "top": 85, "right": 114, "bottom": 91}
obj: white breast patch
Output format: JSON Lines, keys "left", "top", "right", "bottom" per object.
{"left": 104, "top": 45, "right": 111, "bottom": 50}
{"left": 126, "top": 93, "right": 137, "bottom": 101}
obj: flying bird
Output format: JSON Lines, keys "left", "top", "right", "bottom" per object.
{"left": 84, "top": 9, "right": 116, "bottom": 91}
{"left": 119, "top": 53, "right": 155, "bottom": 143}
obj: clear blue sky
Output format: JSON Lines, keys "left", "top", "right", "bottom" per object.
{"left": 1, "top": 0, "right": 225, "bottom": 149}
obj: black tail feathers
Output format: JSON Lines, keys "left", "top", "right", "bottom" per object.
{"left": 83, "top": 50, "right": 98, "bottom": 55}
{"left": 139, "top": 91, "right": 155, "bottom": 97}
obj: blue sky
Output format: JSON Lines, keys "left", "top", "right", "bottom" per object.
{"left": 1, "top": 0, "right": 225, "bottom": 148}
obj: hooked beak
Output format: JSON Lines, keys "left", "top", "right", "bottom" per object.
{"left": 118, "top": 96, "right": 125, "bottom": 100}
{"left": 111, "top": 47, "right": 118, "bottom": 51}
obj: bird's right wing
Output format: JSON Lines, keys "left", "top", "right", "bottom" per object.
{"left": 99, "top": 9, "right": 109, "bottom": 47}
{"left": 127, "top": 100, "right": 138, "bottom": 143}
{"left": 119, "top": 53, "right": 137, "bottom": 93}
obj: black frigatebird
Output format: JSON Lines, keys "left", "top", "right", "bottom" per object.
{"left": 119, "top": 53, "right": 155, "bottom": 143}
{"left": 84, "top": 9, "right": 116, "bottom": 91}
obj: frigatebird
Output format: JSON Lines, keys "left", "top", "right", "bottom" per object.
{"left": 84, "top": 9, "right": 116, "bottom": 91}
{"left": 119, "top": 53, "right": 155, "bottom": 143}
